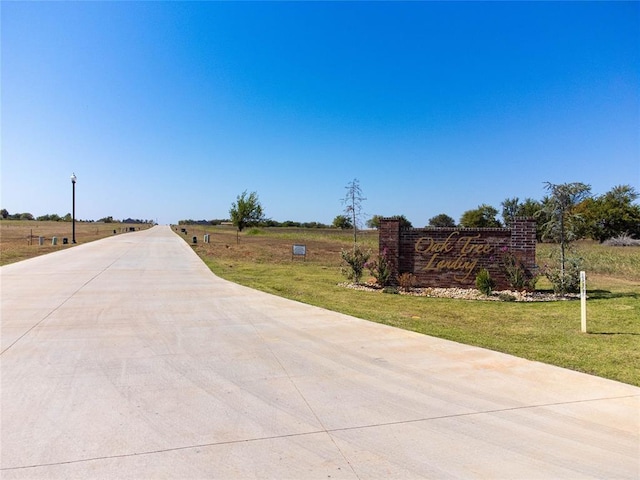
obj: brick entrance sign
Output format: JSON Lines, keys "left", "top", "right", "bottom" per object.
{"left": 379, "top": 218, "right": 536, "bottom": 290}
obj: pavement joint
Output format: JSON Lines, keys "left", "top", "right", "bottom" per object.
{"left": 4, "top": 393, "right": 637, "bottom": 473}
{"left": 1, "top": 243, "right": 135, "bottom": 356}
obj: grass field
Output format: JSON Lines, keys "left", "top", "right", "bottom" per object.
{"left": 0, "top": 220, "right": 151, "bottom": 265}
{"left": 181, "top": 225, "right": 640, "bottom": 386}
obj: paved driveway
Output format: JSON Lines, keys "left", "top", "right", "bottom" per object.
{"left": 1, "top": 226, "right": 638, "bottom": 479}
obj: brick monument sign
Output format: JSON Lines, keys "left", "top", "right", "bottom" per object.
{"left": 379, "top": 217, "right": 536, "bottom": 290}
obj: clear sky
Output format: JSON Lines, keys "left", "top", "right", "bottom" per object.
{"left": 2, "top": 1, "right": 638, "bottom": 226}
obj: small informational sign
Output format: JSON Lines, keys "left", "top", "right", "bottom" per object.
{"left": 292, "top": 244, "right": 307, "bottom": 260}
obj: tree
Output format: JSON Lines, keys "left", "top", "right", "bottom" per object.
{"left": 579, "top": 185, "right": 640, "bottom": 241}
{"left": 341, "top": 178, "right": 366, "bottom": 245}
{"left": 229, "top": 190, "right": 264, "bottom": 241}
{"left": 392, "top": 215, "right": 412, "bottom": 228}
{"left": 367, "top": 214, "right": 411, "bottom": 229}
{"left": 428, "top": 213, "right": 456, "bottom": 227}
{"left": 502, "top": 197, "right": 542, "bottom": 226}
{"left": 517, "top": 198, "right": 542, "bottom": 218}
{"left": 459, "top": 204, "right": 501, "bottom": 228}
{"left": 36, "top": 214, "right": 61, "bottom": 221}
{"left": 0, "top": 209, "right": 8, "bottom": 219}
{"left": 333, "top": 215, "right": 353, "bottom": 230}
{"left": 501, "top": 198, "right": 521, "bottom": 227}
{"left": 367, "top": 215, "right": 382, "bottom": 229}
{"left": 538, "top": 181, "right": 591, "bottom": 293}
{"left": 501, "top": 197, "right": 544, "bottom": 238}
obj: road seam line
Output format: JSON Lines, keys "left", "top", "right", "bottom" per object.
{"left": 0, "top": 244, "right": 137, "bottom": 356}
{"left": 4, "top": 392, "right": 636, "bottom": 471}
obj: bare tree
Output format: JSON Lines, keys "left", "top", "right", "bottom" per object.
{"left": 341, "top": 178, "right": 366, "bottom": 245}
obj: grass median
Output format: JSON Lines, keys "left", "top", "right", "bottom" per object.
{"left": 180, "top": 225, "right": 639, "bottom": 386}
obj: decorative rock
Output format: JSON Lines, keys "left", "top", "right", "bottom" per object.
{"left": 339, "top": 283, "right": 578, "bottom": 302}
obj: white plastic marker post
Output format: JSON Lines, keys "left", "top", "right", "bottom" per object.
{"left": 580, "top": 271, "right": 587, "bottom": 333}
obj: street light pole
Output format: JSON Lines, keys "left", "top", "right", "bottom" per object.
{"left": 71, "top": 173, "right": 77, "bottom": 244}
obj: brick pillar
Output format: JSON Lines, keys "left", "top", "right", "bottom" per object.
{"left": 379, "top": 218, "right": 400, "bottom": 283}
{"left": 511, "top": 217, "right": 536, "bottom": 270}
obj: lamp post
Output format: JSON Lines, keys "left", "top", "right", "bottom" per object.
{"left": 71, "top": 173, "right": 77, "bottom": 244}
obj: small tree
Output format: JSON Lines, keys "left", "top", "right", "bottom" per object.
{"left": 538, "top": 181, "right": 591, "bottom": 293}
{"left": 428, "top": 213, "right": 456, "bottom": 227}
{"left": 391, "top": 215, "right": 412, "bottom": 228}
{"left": 230, "top": 190, "right": 264, "bottom": 242}
{"left": 367, "top": 215, "right": 382, "bottom": 229}
{"left": 333, "top": 215, "right": 353, "bottom": 230}
{"left": 368, "top": 214, "right": 412, "bottom": 229}
{"left": 459, "top": 204, "right": 501, "bottom": 228}
{"left": 341, "top": 178, "right": 366, "bottom": 246}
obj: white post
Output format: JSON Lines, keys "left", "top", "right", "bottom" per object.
{"left": 580, "top": 271, "right": 587, "bottom": 333}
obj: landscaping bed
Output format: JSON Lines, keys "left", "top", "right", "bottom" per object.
{"left": 340, "top": 282, "right": 579, "bottom": 302}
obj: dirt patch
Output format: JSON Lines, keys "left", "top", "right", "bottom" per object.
{"left": 183, "top": 226, "right": 353, "bottom": 268}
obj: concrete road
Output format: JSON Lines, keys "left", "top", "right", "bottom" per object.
{"left": 1, "top": 226, "right": 638, "bottom": 479}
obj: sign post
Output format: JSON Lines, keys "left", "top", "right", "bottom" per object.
{"left": 580, "top": 271, "right": 587, "bottom": 333}
{"left": 292, "top": 244, "right": 306, "bottom": 261}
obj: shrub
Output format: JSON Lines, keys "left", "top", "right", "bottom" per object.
{"left": 340, "top": 247, "right": 370, "bottom": 284}
{"left": 500, "top": 249, "right": 537, "bottom": 290}
{"left": 498, "top": 293, "right": 517, "bottom": 302}
{"left": 603, "top": 234, "right": 640, "bottom": 247}
{"left": 366, "top": 248, "right": 392, "bottom": 286}
{"left": 543, "top": 256, "right": 583, "bottom": 294}
{"left": 397, "top": 272, "right": 416, "bottom": 292}
{"left": 475, "top": 269, "right": 495, "bottom": 296}
{"left": 382, "top": 286, "right": 399, "bottom": 294}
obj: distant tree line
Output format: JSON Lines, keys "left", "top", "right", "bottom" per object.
{"left": 158, "top": 181, "right": 640, "bottom": 245}
{"left": 178, "top": 219, "right": 220, "bottom": 226}
{"left": 366, "top": 183, "right": 639, "bottom": 243}
{"left": 0, "top": 209, "right": 154, "bottom": 224}
{"left": 0, "top": 210, "right": 73, "bottom": 221}
{"left": 178, "top": 217, "right": 331, "bottom": 229}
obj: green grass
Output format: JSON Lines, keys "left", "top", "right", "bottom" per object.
{"left": 189, "top": 227, "right": 640, "bottom": 386}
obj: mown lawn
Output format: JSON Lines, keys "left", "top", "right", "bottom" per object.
{"left": 184, "top": 226, "right": 640, "bottom": 386}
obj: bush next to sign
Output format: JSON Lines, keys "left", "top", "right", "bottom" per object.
{"left": 340, "top": 247, "right": 370, "bottom": 284}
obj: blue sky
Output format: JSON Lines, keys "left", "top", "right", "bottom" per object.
{"left": 2, "top": 1, "right": 638, "bottom": 226}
